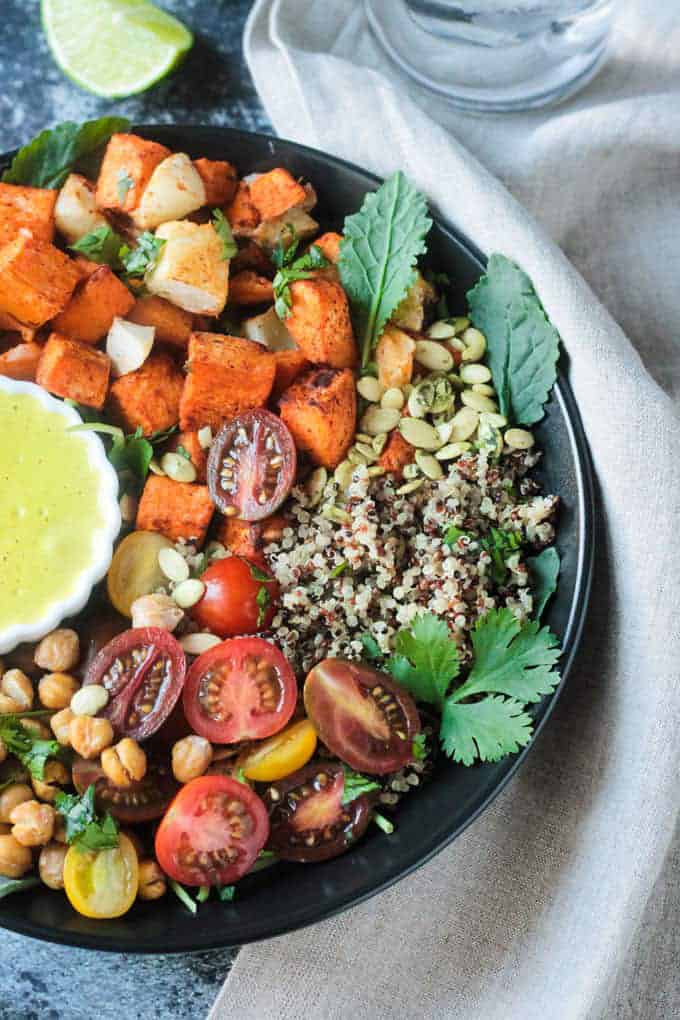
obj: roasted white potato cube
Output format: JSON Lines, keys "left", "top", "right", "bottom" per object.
{"left": 146, "top": 220, "right": 228, "bottom": 316}
{"left": 252, "top": 206, "right": 319, "bottom": 252}
{"left": 54, "top": 174, "right": 108, "bottom": 244}
{"left": 132, "top": 153, "right": 207, "bottom": 231}
{"left": 106, "top": 317, "right": 155, "bottom": 377}
{"left": 242, "top": 306, "right": 296, "bottom": 351}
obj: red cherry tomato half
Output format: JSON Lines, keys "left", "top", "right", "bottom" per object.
{"left": 207, "top": 409, "right": 297, "bottom": 522}
{"left": 155, "top": 775, "right": 269, "bottom": 886}
{"left": 304, "top": 659, "right": 420, "bottom": 775}
{"left": 84, "top": 628, "right": 186, "bottom": 741}
{"left": 263, "top": 762, "right": 374, "bottom": 862}
{"left": 191, "top": 556, "right": 279, "bottom": 638}
{"left": 183, "top": 637, "right": 297, "bottom": 744}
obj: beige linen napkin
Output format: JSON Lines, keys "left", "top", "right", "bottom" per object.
{"left": 210, "top": 2, "right": 680, "bottom": 1017}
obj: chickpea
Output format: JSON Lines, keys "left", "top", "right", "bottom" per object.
{"left": 0, "top": 668, "right": 33, "bottom": 711}
{"left": 31, "top": 760, "right": 70, "bottom": 802}
{"left": 20, "top": 718, "right": 51, "bottom": 739}
{"left": 172, "top": 735, "right": 213, "bottom": 784}
{"left": 38, "top": 672, "right": 79, "bottom": 710}
{"left": 38, "top": 842, "right": 68, "bottom": 890}
{"left": 0, "top": 693, "right": 19, "bottom": 714}
{"left": 50, "top": 707, "right": 75, "bottom": 746}
{"left": 137, "top": 859, "right": 167, "bottom": 900}
{"left": 0, "top": 783, "right": 33, "bottom": 824}
{"left": 10, "top": 800, "right": 55, "bottom": 847}
{"left": 69, "top": 715, "right": 114, "bottom": 759}
{"left": 0, "top": 834, "right": 33, "bottom": 877}
{"left": 101, "top": 738, "right": 147, "bottom": 788}
{"left": 34, "top": 629, "right": 80, "bottom": 673}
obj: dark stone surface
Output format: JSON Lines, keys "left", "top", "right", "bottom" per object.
{"left": 0, "top": 2, "right": 268, "bottom": 1017}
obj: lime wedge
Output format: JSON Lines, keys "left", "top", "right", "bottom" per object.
{"left": 41, "top": 0, "right": 193, "bottom": 99}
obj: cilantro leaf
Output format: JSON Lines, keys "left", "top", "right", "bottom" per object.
{"left": 411, "top": 733, "right": 427, "bottom": 761}
{"left": 272, "top": 236, "right": 329, "bottom": 320}
{"left": 452, "top": 609, "right": 561, "bottom": 705}
{"left": 217, "top": 884, "right": 236, "bottom": 902}
{"left": 0, "top": 876, "right": 40, "bottom": 899}
{"left": 117, "top": 169, "right": 134, "bottom": 205}
{"left": 330, "top": 561, "right": 350, "bottom": 578}
{"left": 341, "top": 767, "right": 380, "bottom": 805}
{"left": 443, "top": 525, "right": 469, "bottom": 547}
{"left": 440, "top": 696, "right": 533, "bottom": 765}
{"left": 54, "top": 785, "right": 119, "bottom": 852}
{"left": 360, "top": 633, "right": 383, "bottom": 662}
{"left": 71, "top": 422, "right": 176, "bottom": 484}
{"left": 389, "top": 613, "right": 460, "bottom": 706}
{"left": 480, "top": 527, "right": 523, "bottom": 586}
{"left": 0, "top": 717, "right": 61, "bottom": 780}
{"left": 467, "top": 254, "right": 560, "bottom": 425}
{"left": 256, "top": 585, "right": 271, "bottom": 628}
{"left": 119, "top": 231, "right": 165, "bottom": 277}
{"left": 339, "top": 171, "right": 431, "bottom": 368}
{"left": 2, "top": 117, "right": 130, "bottom": 189}
{"left": 248, "top": 563, "right": 272, "bottom": 583}
{"left": 527, "top": 547, "right": 560, "bottom": 619}
{"left": 212, "top": 208, "right": 238, "bottom": 260}
{"left": 70, "top": 225, "right": 125, "bottom": 268}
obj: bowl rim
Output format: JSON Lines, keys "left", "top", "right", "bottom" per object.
{"left": 0, "top": 125, "right": 595, "bottom": 953}
{"left": 0, "top": 377, "right": 121, "bottom": 654}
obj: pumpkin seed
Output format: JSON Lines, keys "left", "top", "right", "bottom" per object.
{"left": 355, "top": 442, "right": 378, "bottom": 463}
{"left": 427, "top": 320, "right": 457, "bottom": 340}
{"left": 356, "top": 376, "right": 384, "bottom": 402}
{"left": 197, "top": 426, "right": 213, "bottom": 449}
{"left": 359, "top": 406, "right": 401, "bottom": 435}
{"left": 415, "top": 451, "right": 444, "bottom": 479}
{"left": 407, "top": 386, "right": 427, "bottom": 419}
{"left": 118, "top": 492, "right": 138, "bottom": 523}
{"left": 399, "top": 417, "right": 442, "bottom": 451}
{"left": 367, "top": 465, "right": 386, "bottom": 478}
{"left": 173, "top": 579, "right": 206, "bottom": 609}
{"left": 334, "top": 460, "right": 354, "bottom": 489}
{"left": 372, "top": 433, "right": 388, "bottom": 455}
{"left": 435, "top": 420, "right": 454, "bottom": 444}
{"left": 476, "top": 417, "right": 503, "bottom": 459}
{"left": 451, "top": 316, "right": 470, "bottom": 335}
{"left": 448, "top": 372, "right": 465, "bottom": 391}
{"left": 449, "top": 406, "right": 479, "bottom": 442}
{"left": 403, "top": 462, "right": 421, "bottom": 480}
{"left": 381, "top": 387, "right": 405, "bottom": 411}
{"left": 504, "top": 427, "right": 535, "bottom": 450}
{"left": 472, "top": 383, "right": 496, "bottom": 397}
{"left": 321, "top": 504, "right": 351, "bottom": 524}
{"left": 161, "top": 451, "right": 197, "bottom": 483}
{"left": 414, "top": 340, "right": 454, "bottom": 373}
{"left": 461, "top": 389, "right": 498, "bottom": 414}
{"left": 158, "top": 547, "right": 190, "bottom": 584}
{"left": 205, "top": 540, "right": 228, "bottom": 560}
{"left": 349, "top": 449, "right": 369, "bottom": 466}
{"left": 180, "top": 633, "right": 222, "bottom": 655}
{"left": 480, "top": 411, "right": 508, "bottom": 428}
{"left": 396, "top": 478, "right": 424, "bottom": 496}
{"left": 460, "top": 327, "right": 486, "bottom": 362}
{"left": 435, "top": 441, "right": 473, "bottom": 460}
{"left": 460, "top": 363, "right": 491, "bottom": 385}
{"left": 148, "top": 457, "right": 165, "bottom": 476}
{"left": 355, "top": 432, "right": 373, "bottom": 444}
{"left": 306, "top": 466, "right": 328, "bottom": 506}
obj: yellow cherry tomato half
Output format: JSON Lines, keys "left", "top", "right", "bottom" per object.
{"left": 63, "top": 833, "right": 139, "bottom": 919}
{"left": 238, "top": 719, "right": 317, "bottom": 782}
{"left": 107, "top": 530, "right": 174, "bottom": 617}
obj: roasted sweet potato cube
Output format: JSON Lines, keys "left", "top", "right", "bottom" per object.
{"left": 213, "top": 513, "right": 286, "bottom": 560}
{"left": 225, "top": 182, "right": 260, "bottom": 235}
{"left": 0, "top": 183, "right": 57, "bottom": 246}
{"left": 286, "top": 277, "right": 357, "bottom": 368}
{"left": 96, "top": 133, "right": 171, "bottom": 213}
{"left": 52, "top": 267, "right": 134, "bottom": 344}
{"left": 136, "top": 475, "right": 214, "bottom": 546}
{"left": 0, "top": 311, "right": 37, "bottom": 343}
{"left": 107, "top": 351, "right": 184, "bottom": 434}
{"left": 36, "top": 333, "right": 110, "bottom": 408}
{"left": 228, "top": 271, "right": 274, "bottom": 306}
{"left": 0, "top": 342, "right": 44, "bottom": 381}
{"left": 376, "top": 326, "right": 416, "bottom": 389}
{"left": 231, "top": 241, "right": 272, "bottom": 276}
{"left": 249, "top": 169, "right": 307, "bottom": 220}
{"left": 279, "top": 367, "right": 356, "bottom": 469}
{"left": 167, "top": 430, "right": 208, "bottom": 483}
{"left": 127, "top": 295, "right": 193, "bottom": 348}
{"left": 313, "top": 232, "right": 342, "bottom": 264}
{"left": 271, "top": 349, "right": 310, "bottom": 401}
{"left": 378, "top": 429, "right": 414, "bottom": 480}
{"left": 180, "top": 332, "right": 276, "bottom": 432}
{"left": 193, "top": 158, "right": 238, "bottom": 206}
{"left": 0, "top": 235, "right": 81, "bottom": 328}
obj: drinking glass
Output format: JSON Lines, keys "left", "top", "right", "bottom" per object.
{"left": 365, "top": 0, "right": 617, "bottom": 112}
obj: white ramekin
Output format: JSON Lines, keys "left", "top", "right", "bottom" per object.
{"left": 0, "top": 377, "right": 121, "bottom": 654}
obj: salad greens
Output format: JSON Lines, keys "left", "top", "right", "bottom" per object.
{"left": 119, "top": 231, "right": 165, "bottom": 278}
{"left": 339, "top": 170, "right": 431, "bottom": 368}
{"left": 0, "top": 876, "right": 41, "bottom": 899}
{"left": 467, "top": 254, "right": 560, "bottom": 426}
{"left": 341, "top": 768, "right": 380, "bottom": 805}
{"left": 54, "top": 786, "right": 120, "bottom": 853}
{"left": 70, "top": 422, "right": 177, "bottom": 485}
{"left": 527, "top": 547, "right": 561, "bottom": 619}
{"left": 69, "top": 224, "right": 164, "bottom": 279}
{"left": 0, "top": 717, "right": 62, "bottom": 781}
{"left": 272, "top": 232, "right": 329, "bottom": 320}
{"left": 1, "top": 116, "right": 130, "bottom": 189}
{"left": 70, "top": 224, "right": 125, "bottom": 266}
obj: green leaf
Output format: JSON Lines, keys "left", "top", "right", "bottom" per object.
{"left": 443, "top": 525, "right": 468, "bottom": 547}
{"left": 217, "top": 884, "right": 235, "bottom": 902}
{"left": 0, "top": 717, "right": 61, "bottom": 780}
{"left": 389, "top": 613, "right": 460, "bottom": 706}
{"left": 54, "top": 785, "right": 119, "bottom": 852}
{"left": 440, "top": 696, "right": 533, "bottom": 765}
{"left": 70, "top": 225, "right": 125, "bottom": 267}
{"left": 73, "top": 422, "right": 175, "bottom": 483}
{"left": 360, "top": 633, "right": 383, "bottom": 662}
{"left": 212, "top": 208, "right": 238, "bottom": 260}
{"left": 196, "top": 885, "right": 210, "bottom": 903}
{"left": 466, "top": 254, "right": 560, "bottom": 425}
{"left": 452, "top": 608, "right": 560, "bottom": 705}
{"left": 527, "top": 547, "right": 561, "bottom": 619}
{"left": 119, "top": 231, "right": 165, "bottom": 277}
{"left": 341, "top": 767, "right": 380, "bottom": 805}
{"left": 248, "top": 563, "right": 272, "bottom": 582}
{"left": 117, "top": 169, "right": 134, "bottom": 205}
{"left": 412, "top": 733, "right": 427, "bottom": 761}
{"left": 0, "top": 875, "right": 40, "bottom": 899}
{"left": 339, "top": 171, "right": 431, "bottom": 367}
{"left": 2, "top": 116, "right": 130, "bottom": 189}
{"left": 480, "top": 527, "right": 523, "bottom": 586}
{"left": 169, "top": 879, "right": 197, "bottom": 914}
{"left": 272, "top": 242, "right": 329, "bottom": 321}
{"left": 373, "top": 812, "right": 394, "bottom": 834}
{"left": 330, "top": 560, "right": 350, "bottom": 578}
{"left": 256, "top": 585, "right": 271, "bottom": 628}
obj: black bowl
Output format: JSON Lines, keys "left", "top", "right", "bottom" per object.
{"left": 0, "top": 126, "right": 595, "bottom": 952}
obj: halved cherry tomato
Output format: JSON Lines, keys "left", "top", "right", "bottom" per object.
{"left": 191, "top": 556, "right": 279, "bottom": 638}
{"left": 72, "top": 755, "right": 178, "bottom": 823}
{"left": 207, "top": 409, "right": 296, "bottom": 521}
{"left": 237, "top": 719, "right": 317, "bottom": 782}
{"left": 155, "top": 775, "right": 269, "bottom": 886}
{"left": 63, "top": 833, "right": 139, "bottom": 919}
{"left": 107, "top": 531, "right": 174, "bottom": 618}
{"left": 264, "top": 762, "right": 374, "bottom": 862}
{"left": 84, "top": 628, "right": 186, "bottom": 741}
{"left": 304, "top": 659, "right": 420, "bottom": 775}
{"left": 183, "top": 637, "right": 296, "bottom": 743}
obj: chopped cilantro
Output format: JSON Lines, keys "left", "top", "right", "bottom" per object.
{"left": 212, "top": 208, "right": 238, "bottom": 260}
{"left": 256, "top": 585, "right": 271, "bottom": 628}
{"left": 341, "top": 767, "right": 380, "bottom": 805}
{"left": 373, "top": 812, "right": 394, "bottom": 835}
{"left": 116, "top": 168, "right": 134, "bottom": 204}
{"left": 330, "top": 560, "right": 350, "bottom": 578}
{"left": 217, "top": 884, "right": 235, "bottom": 902}
{"left": 54, "top": 785, "right": 119, "bottom": 852}
{"left": 359, "top": 633, "right": 383, "bottom": 662}
{"left": 196, "top": 885, "right": 210, "bottom": 903}
{"left": 443, "top": 525, "right": 469, "bottom": 547}
{"left": 527, "top": 546, "right": 560, "bottom": 620}
{"left": 480, "top": 528, "right": 523, "bottom": 586}
{"left": 0, "top": 717, "right": 61, "bottom": 780}
{"left": 248, "top": 563, "right": 272, "bottom": 583}
{"left": 272, "top": 229, "right": 328, "bottom": 320}
{"left": 69, "top": 225, "right": 125, "bottom": 268}
{"left": 169, "top": 879, "right": 197, "bottom": 914}
{"left": 119, "top": 231, "right": 165, "bottom": 277}
{"left": 412, "top": 733, "right": 427, "bottom": 761}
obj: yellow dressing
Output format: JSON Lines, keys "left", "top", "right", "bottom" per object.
{"left": 0, "top": 391, "right": 106, "bottom": 631}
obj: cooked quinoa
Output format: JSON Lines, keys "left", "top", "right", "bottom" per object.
{"left": 263, "top": 448, "right": 558, "bottom": 677}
